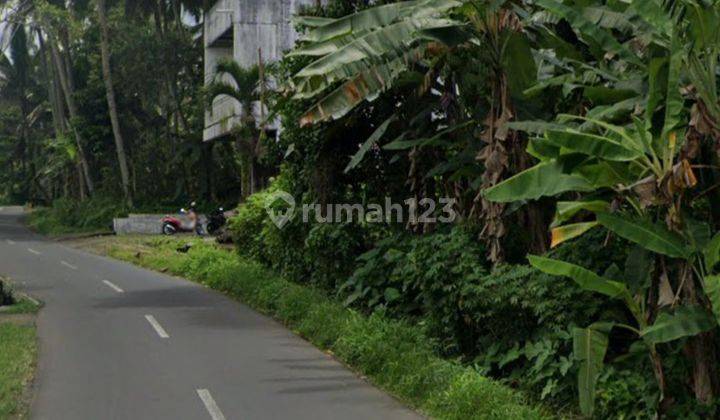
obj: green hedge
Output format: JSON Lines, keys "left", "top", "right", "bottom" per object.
{"left": 27, "top": 196, "right": 128, "bottom": 235}
{"left": 107, "top": 238, "right": 550, "bottom": 419}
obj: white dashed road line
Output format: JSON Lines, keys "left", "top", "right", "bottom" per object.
{"left": 60, "top": 261, "right": 78, "bottom": 270}
{"left": 144, "top": 315, "right": 169, "bottom": 338}
{"left": 102, "top": 280, "right": 124, "bottom": 293}
{"left": 197, "top": 389, "right": 226, "bottom": 420}
{"left": 28, "top": 248, "right": 41, "bottom": 255}
{"left": 6, "top": 239, "right": 15, "bottom": 245}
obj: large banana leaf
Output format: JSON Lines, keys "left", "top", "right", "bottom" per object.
{"left": 626, "top": 0, "right": 673, "bottom": 40}
{"left": 660, "top": 28, "right": 684, "bottom": 143}
{"left": 535, "top": 0, "right": 643, "bottom": 67}
{"left": 529, "top": 255, "right": 629, "bottom": 299}
{"left": 704, "top": 233, "right": 720, "bottom": 272}
{"left": 501, "top": 32, "right": 537, "bottom": 97}
{"left": 302, "top": 1, "right": 416, "bottom": 42}
{"left": 646, "top": 57, "right": 668, "bottom": 128}
{"left": 703, "top": 275, "right": 720, "bottom": 325}
{"left": 551, "top": 221, "right": 599, "bottom": 248}
{"left": 553, "top": 200, "right": 609, "bottom": 226}
{"left": 584, "top": 97, "right": 642, "bottom": 124}
{"left": 299, "top": 49, "right": 423, "bottom": 126}
{"left": 505, "top": 120, "right": 566, "bottom": 135}
{"left": 526, "top": 138, "right": 561, "bottom": 161}
{"left": 344, "top": 114, "right": 396, "bottom": 173}
{"left": 582, "top": 6, "right": 634, "bottom": 33}
{"left": 641, "top": 306, "right": 716, "bottom": 344}
{"left": 575, "top": 161, "right": 634, "bottom": 188}
{"left": 483, "top": 159, "right": 594, "bottom": 202}
{"left": 573, "top": 325, "right": 610, "bottom": 417}
{"left": 301, "top": 1, "right": 456, "bottom": 43}
{"left": 383, "top": 121, "right": 471, "bottom": 150}
{"left": 293, "top": 17, "right": 459, "bottom": 99}
{"left": 287, "top": 29, "right": 372, "bottom": 58}
{"left": 596, "top": 212, "right": 690, "bottom": 258}
{"left": 545, "top": 129, "right": 642, "bottom": 161}
{"left": 292, "top": 16, "right": 335, "bottom": 29}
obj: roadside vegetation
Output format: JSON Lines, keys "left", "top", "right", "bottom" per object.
{"left": 90, "top": 235, "right": 548, "bottom": 419}
{"left": 27, "top": 196, "right": 127, "bottom": 235}
{"left": 25, "top": 196, "right": 182, "bottom": 236}
{"left": 5, "top": 0, "right": 720, "bottom": 417}
{"left": 0, "top": 279, "right": 39, "bottom": 419}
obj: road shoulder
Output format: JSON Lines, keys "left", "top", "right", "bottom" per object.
{"left": 68, "top": 234, "right": 550, "bottom": 420}
{"left": 0, "top": 280, "right": 41, "bottom": 420}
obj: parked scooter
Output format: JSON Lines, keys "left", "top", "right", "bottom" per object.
{"left": 161, "top": 208, "right": 203, "bottom": 236}
{"left": 205, "top": 207, "right": 227, "bottom": 235}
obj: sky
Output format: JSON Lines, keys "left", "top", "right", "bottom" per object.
{"left": 0, "top": 0, "right": 18, "bottom": 60}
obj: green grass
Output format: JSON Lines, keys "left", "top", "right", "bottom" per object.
{"left": 104, "top": 236, "right": 551, "bottom": 419}
{"left": 0, "top": 297, "right": 41, "bottom": 316}
{"left": 0, "top": 295, "right": 38, "bottom": 419}
{"left": 26, "top": 208, "right": 112, "bottom": 236}
{"left": 25, "top": 196, "right": 128, "bottom": 236}
{"left": 0, "top": 324, "right": 36, "bottom": 419}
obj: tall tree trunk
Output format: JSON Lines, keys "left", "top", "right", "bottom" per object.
{"left": 37, "top": 30, "right": 64, "bottom": 139}
{"left": 97, "top": 0, "right": 133, "bottom": 207}
{"left": 77, "top": 164, "right": 86, "bottom": 201}
{"left": 47, "top": 35, "right": 95, "bottom": 196}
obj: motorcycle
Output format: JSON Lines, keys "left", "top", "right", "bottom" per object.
{"left": 161, "top": 208, "right": 203, "bottom": 236}
{"left": 205, "top": 207, "right": 227, "bottom": 235}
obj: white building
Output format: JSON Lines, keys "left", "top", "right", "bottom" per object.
{"left": 203, "top": 0, "right": 319, "bottom": 141}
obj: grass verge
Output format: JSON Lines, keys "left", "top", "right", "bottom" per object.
{"left": 0, "top": 294, "right": 39, "bottom": 419}
{"left": 92, "top": 236, "right": 550, "bottom": 419}
{"left": 26, "top": 208, "right": 112, "bottom": 237}
{"left": 25, "top": 196, "right": 128, "bottom": 236}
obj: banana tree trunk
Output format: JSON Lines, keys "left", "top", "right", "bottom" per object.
{"left": 97, "top": 0, "right": 133, "bottom": 207}
{"left": 682, "top": 268, "right": 720, "bottom": 403}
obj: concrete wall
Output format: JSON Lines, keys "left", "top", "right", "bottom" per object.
{"left": 203, "top": 0, "right": 318, "bottom": 141}
{"left": 113, "top": 215, "right": 165, "bottom": 235}
{"left": 113, "top": 214, "right": 207, "bottom": 235}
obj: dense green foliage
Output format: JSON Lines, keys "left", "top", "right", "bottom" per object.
{"left": 227, "top": 0, "right": 720, "bottom": 417}
{"left": 1, "top": 0, "right": 239, "bottom": 207}
{"left": 7, "top": 0, "right": 720, "bottom": 417}
{"left": 105, "top": 236, "right": 548, "bottom": 419}
{"left": 27, "top": 196, "right": 127, "bottom": 234}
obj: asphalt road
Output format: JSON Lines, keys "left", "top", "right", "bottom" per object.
{"left": 0, "top": 206, "right": 420, "bottom": 420}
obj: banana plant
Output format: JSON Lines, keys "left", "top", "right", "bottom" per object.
{"left": 484, "top": 14, "right": 720, "bottom": 414}
{"left": 287, "top": 0, "right": 466, "bottom": 126}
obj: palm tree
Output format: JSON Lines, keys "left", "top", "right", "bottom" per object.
{"left": 206, "top": 59, "right": 264, "bottom": 198}
{"left": 3, "top": 0, "right": 97, "bottom": 197}
{"left": 96, "top": 0, "right": 133, "bottom": 207}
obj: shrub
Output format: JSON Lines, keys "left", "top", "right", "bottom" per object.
{"left": 343, "top": 226, "right": 491, "bottom": 355}
{"left": 228, "top": 190, "right": 270, "bottom": 261}
{"left": 304, "top": 221, "right": 367, "bottom": 289}
{"left": 28, "top": 196, "right": 128, "bottom": 235}
{"left": 0, "top": 279, "right": 14, "bottom": 306}
{"left": 230, "top": 180, "right": 371, "bottom": 289}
